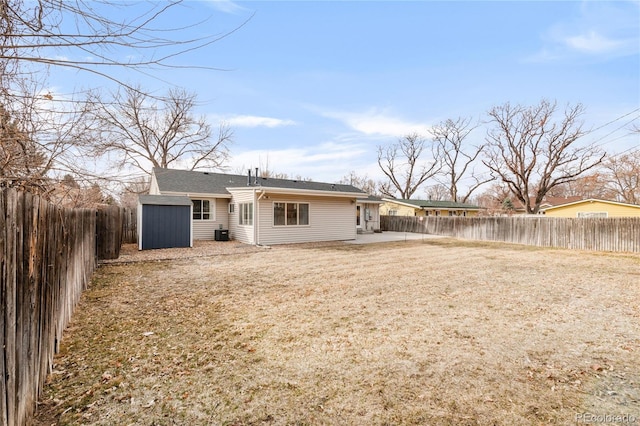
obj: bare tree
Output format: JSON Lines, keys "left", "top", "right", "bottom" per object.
{"left": 424, "top": 184, "right": 450, "bottom": 201}
{"left": 474, "top": 182, "right": 513, "bottom": 214}
{"left": 119, "top": 175, "right": 151, "bottom": 208}
{"left": 88, "top": 86, "right": 232, "bottom": 175}
{"left": 430, "top": 117, "right": 492, "bottom": 202}
{"left": 339, "top": 171, "right": 379, "bottom": 195}
{"left": 603, "top": 151, "right": 640, "bottom": 204}
{"left": 377, "top": 132, "right": 440, "bottom": 199}
{"left": 0, "top": 1, "right": 244, "bottom": 196}
{"left": 483, "top": 100, "right": 605, "bottom": 214}
{"left": 0, "top": 104, "right": 48, "bottom": 191}
{"left": 0, "top": 1, "right": 242, "bottom": 95}
{"left": 545, "top": 172, "right": 612, "bottom": 200}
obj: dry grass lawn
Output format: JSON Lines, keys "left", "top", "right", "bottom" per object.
{"left": 35, "top": 238, "right": 640, "bottom": 425}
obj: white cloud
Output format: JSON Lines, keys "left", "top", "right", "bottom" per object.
{"left": 322, "top": 108, "right": 430, "bottom": 137}
{"left": 228, "top": 142, "right": 370, "bottom": 182}
{"left": 527, "top": 2, "right": 639, "bottom": 62}
{"left": 564, "top": 31, "right": 627, "bottom": 53}
{"left": 215, "top": 114, "right": 297, "bottom": 128}
{"left": 204, "top": 0, "right": 249, "bottom": 14}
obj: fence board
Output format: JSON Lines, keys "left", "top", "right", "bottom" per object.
{"left": 381, "top": 215, "right": 640, "bottom": 253}
{"left": 1, "top": 189, "right": 129, "bottom": 425}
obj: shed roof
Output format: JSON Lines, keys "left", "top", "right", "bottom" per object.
{"left": 139, "top": 195, "right": 193, "bottom": 206}
{"left": 153, "top": 167, "right": 366, "bottom": 195}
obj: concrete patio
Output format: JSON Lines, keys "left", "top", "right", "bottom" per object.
{"left": 345, "top": 231, "right": 444, "bottom": 244}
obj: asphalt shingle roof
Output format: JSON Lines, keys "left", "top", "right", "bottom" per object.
{"left": 392, "top": 199, "right": 481, "bottom": 209}
{"left": 153, "top": 168, "right": 366, "bottom": 195}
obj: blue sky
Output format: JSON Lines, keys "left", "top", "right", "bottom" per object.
{"left": 51, "top": 0, "right": 640, "bottom": 188}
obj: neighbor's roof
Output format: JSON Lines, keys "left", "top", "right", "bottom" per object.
{"left": 153, "top": 167, "right": 366, "bottom": 195}
{"left": 542, "top": 198, "right": 640, "bottom": 211}
{"left": 383, "top": 198, "right": 481, "bottom": 210}
{"left": 138, "top": 195, "right": 192, "bottom": 206}
{"left": 357, "top": 195, "right": 384, "bottom": 203}
{"left": 513, "top": 196, "right": 582, "bottom": 210}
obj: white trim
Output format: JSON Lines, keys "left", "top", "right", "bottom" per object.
{"left": 191, "top": 198, "right": 216, "bottom": 222}
{"left": 161, "top": 190, "right": 232, "bottom": 199}
{"left": 137, "top": 199, "right": 142, "bottom": 250}
{"left": 239, "top": 202, "right": 254, "bottom": 226}
{"left": 228, "top": 186, "right": 360, "bottom": 198}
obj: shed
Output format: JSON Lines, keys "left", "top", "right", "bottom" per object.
{"left": 138, "top": 195, "right": 193, "bottom": 250}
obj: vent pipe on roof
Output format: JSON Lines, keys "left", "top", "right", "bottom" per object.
{"left": 255, "top": 167, "right": 258, "bottom": 185}
{"left": 247, "top": 169, "right": 251, "bottom": 186}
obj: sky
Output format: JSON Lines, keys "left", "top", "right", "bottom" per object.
{"left": 50, "top": 0, "right": 640, "bottom": 191}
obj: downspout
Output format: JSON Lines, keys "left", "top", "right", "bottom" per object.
{"left": 255, "top": 189, "right": 267, "bottom": 245}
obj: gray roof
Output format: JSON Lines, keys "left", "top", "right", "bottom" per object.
{"left": 153, "top": 167, "right": 366, "bottom": 195}
{"left": 139, "top": 195, "right": 192, "bottom": 206}
{"left": 391, "top": 198, "right": 481, "bottom": 210}
{"left": 357, "top": 195, "right": 384, "bottom": 203}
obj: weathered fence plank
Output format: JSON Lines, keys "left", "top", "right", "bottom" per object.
{"left": 381, "top": 215, "right": 640, "bottom": 253}
{"left": 0, "top": 189, "right": 130, "bottom": 425}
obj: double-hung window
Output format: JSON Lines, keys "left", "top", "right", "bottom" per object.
{"left": 192, "top": 199, "right": 211, "bottom": 220}
{"left": 274, "top": 202, "right": 309, "bottom": 226}
{"left": 577, "top": 211, "right": 607, "bottom": 218}
{"left": 239, "top": 203, "right": 253, "bottom": 225}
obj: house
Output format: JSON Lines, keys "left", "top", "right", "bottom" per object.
{"left": 511, "top": 196, "right": 582, "bottom": 215}
{"left": 541, "top": 198, "right": 640, "bottom": 218}
{"left": 380, "top": 198, "right": 482, "bottom": 217}
{"left": 147, "top": 167, "right": 368, "bottom": 246}
{"left": 356, "top": 195, "right": 384, "bottom": 233}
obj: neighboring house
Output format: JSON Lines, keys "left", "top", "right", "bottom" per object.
{"left": 380, "top": 198, "right": 482, "bottom": 217}
{"left": 542, "top": 198, "right": 640, "bottom": 218}
{"left": 148, "top": 167, "right": 367, "bottom": 245}
{"left": 511, "top": 196, "right": 582, "bottom": 215}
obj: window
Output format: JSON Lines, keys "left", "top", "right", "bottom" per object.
{"left": 239, "top": 203, "right": 253, "bottom": 225}
{"left": 228, "top": 203, "right": 235, "bottom": 214}
{"left": 389, "top": 209, "right": 398, "bottom": 216}
{"left": 299, "top": 203, "right": 309, "bottom": 225}
{"left": 192, "top": 199, "right": 211, "bottom": 220}
{"left": 274, "top": 202, "right": 309, "bottom": 226}
{"left": 577, "top": 212, "right": 607, "bottom": 218}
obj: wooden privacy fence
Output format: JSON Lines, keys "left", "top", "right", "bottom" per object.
{"left": 122, "top": 207, "right": 137, "bottom": 244}
{"left": 1, "top": 189, "right": 131, "bottom": 425}
{"left": 381, "top": 215, "right": 640, "bottom": 253}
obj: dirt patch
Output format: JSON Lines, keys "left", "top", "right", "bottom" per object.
{"left": 101, "top": 240, "right": 264, "bottom": 265}
{"left": 36, "top": 239, "right": 640, "bottom": 425}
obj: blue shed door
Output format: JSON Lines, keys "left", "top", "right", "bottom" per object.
{"left": 142, "top": 204, "right": 191, "bottom": 249}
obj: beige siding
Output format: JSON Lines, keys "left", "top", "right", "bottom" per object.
{"left": 149, "top": 174, "right": 160, "bottom": 195}
{"left": 228, "top": 190, "right": 256, "bottom": 244}
{"left": 359, "top": 203, "right": 382, "bottom": 231}
{"left": 192, "top": 198, "right": 229, "bottom": 240}
{"left": 257, "top": 194, "right": 356, "bottom": 245}
{"left": 544, "top": 200, "right": 640, "bottom": 218}
{"left": 380, "top": 201, "right": 419, "bottom": 216}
